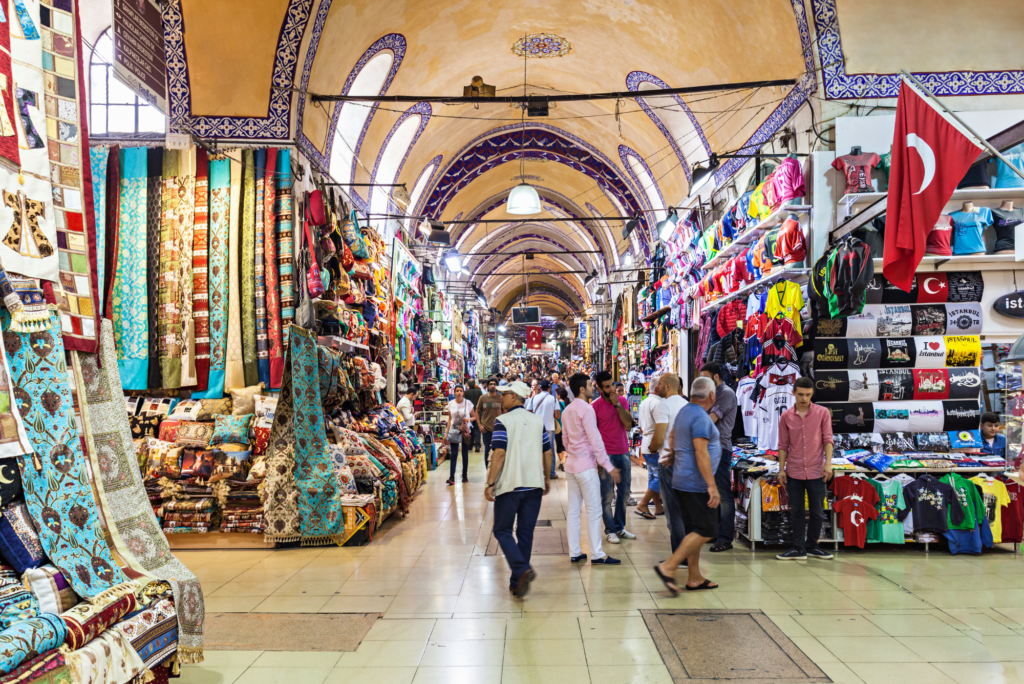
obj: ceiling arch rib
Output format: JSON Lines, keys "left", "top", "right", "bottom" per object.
{"left": 467, "top": 233, "right": 599, "bottom": 278}
{"left": 367, "top": 102, "right": 431, "bottom": 233}
{"left": 404, "top": 154, "right": 441, "bottom": 232}
{"left": 620, "top": 145, "right": 668, "bottom": 237}
{"left": 472, "top": 253, "right": 593, "bottom": 301}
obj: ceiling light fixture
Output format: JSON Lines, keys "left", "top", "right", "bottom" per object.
{"left": 623, "top": 253, "right": 634, "bottom": 267}
{"left": 506, "top": 40, "right": 541, "bottom": 216}
{"left": 583, "top": 270, "right": 597, "bottom": 286}
{"left": 430, "top": 329, "right": 443, "bottom": 344}
{"left": 444, "top": 250, "right": 462, "bottom": 272}
{"left": 657, "top": 207, "right": 679, "bottom": 241}
{"left": 441, "top": 339, "right": 451, "bottom": 350}
{"left": 622, "top": 213, "right": 641, "bottom": 240}
{"left": 689, "top": 154, "right": 721, "bottom": 196}
{"left": 472, "top": 283, "right": 488, "bottom": 308}
{"left": 498, "top": 324, "right": 507, "bottom": 332}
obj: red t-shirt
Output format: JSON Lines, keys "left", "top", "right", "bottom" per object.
{"left": 774, "top": 217, "right": 806, "bottom": 265}
{"left": 925, "top": 214, "right": 954, "bottom": 256}
{"left": 831, "top": 153, "right": 882, "bottom": 194}
{"left": 759, "top": 316, "right": 802, "bottom": 347}
{"left": 834, "top": 495, "right": 880, "bottom": 548}
{"left": 1003, "top": 481, "right": 1024, "bottom": 544}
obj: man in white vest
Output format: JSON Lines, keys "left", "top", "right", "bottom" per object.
{"left": 484, "top": 380, "right": 553, "bottom": 598}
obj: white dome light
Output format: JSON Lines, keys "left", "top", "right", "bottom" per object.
{"left": 430, "top": 329, "right": 443, "bottom": 344}
{"left": 506, "top": 183, "right": 542, "bottom": 215}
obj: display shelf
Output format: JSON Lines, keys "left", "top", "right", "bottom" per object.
{"left": 870, "top": 254, "right": 1018, "bottom": 270}
{"left": 703, "top": 205, "right": 812, "bottom": 269}
{"left": 641, "top": 306, "right": 671, "bottom": 323}
{"left": 702, "top": 267, "right": 810, "bottom": 312}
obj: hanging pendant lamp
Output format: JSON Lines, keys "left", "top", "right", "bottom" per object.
{"left": 506, "top": 46, "right": 541, "bottom": 216}
{"left": 430, "top": 328, "right": 443, "bottom": 344}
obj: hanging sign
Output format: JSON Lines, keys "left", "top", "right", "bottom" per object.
{"left": 111, "top": 0, "right": 168, "bottom": 113}
{"left": 994, "top": 291, "right": 1024, "bottom": 319}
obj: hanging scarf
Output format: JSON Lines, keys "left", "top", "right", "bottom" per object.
{"left": 264, "top": 149, "right": 283, "bottom": 388}
{"left": 112, "top": 147, "right": 148, "bottom": 390}
{"left": 71, "top": 320, "right": 205, "bottom": 663}
{"left": 241, "top": 149, "right": 257, "bottom": 386}
{"left": 276, "top": 149, "right": 294, "bottom": 348}
{"left": 89, "top": 147, "right": 109, "bottom": 316}
{"left": 102, "top": 146, "right": 120, "bottom": 321}
{"left": 254, "top": 149, "right": 270, "bottom": 387}
{"left": 192, "top": 158, "right": 229, "bottom": 399}
{"left": 291, "top": 327, "right": 344, "bottom": 545}
{"left": 146, "top": 148, "right": 163, "bottom": 390}
{"left": 159, "top": 150, "right": 183, "bottom": 388}
{"left": 178, "top": 149, "right": 197, "bottom": 388}
{"left": 2, "top": 311, "right": 129, "bottom": 598}
{"left": 192, "top": 148, "right": 210, "bottom": 391}
{"left": 261, "top": 330, "right": 301, "bottom": 542}
{"left": 225, "top": 152, "right": 244, "bottom": 392}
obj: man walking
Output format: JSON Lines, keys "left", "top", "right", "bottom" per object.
{"left": 527, "top": 380, "right": 560, "bottom": 480}
{"left": 484, "top": 380, "right": 553, "bottom": 597}
{"left": 592, "top": 370, "right": 635, "bottom": 544}
{"left": 551, "top": 372, "right": 573, "bottom": 402}
{"left": 776, "top": 377, "right": 835, "bottom": 560}
{"left": 477, "top": 378, "right": 504, "bottom": 467}
{"left": 652, "top": 375, "right": 687, "bottom": 553}
{"left": 635, "top": 377, "right": 663, "bottom": 519}
{"left": 561, "top": 373, "right": 622, "bottom": 565}
{"left": 653, "top": 377, "right": 721, "bottom": 594}
{"left": 701, "top": 363, "right": 739, "bottom": 552}
{"left": 464, "top": 379, "right": 483, "bottom": 452}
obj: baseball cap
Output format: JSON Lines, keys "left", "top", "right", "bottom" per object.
{"left": 499, "top": 380, "right": 531, "bottom": 400}
{"left": 540, "top": 380, "right": 551, "bottom": 391}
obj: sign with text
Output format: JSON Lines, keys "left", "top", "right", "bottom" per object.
{"left": 994, "top": 291, "right": 1024, "bottom": 319}
{"left": 111, "top": 0, "right": 167, "bottom": 113}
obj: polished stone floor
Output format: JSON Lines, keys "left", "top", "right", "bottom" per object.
{"left": 178, "top": 458, "right": 1024, "bottom": 684}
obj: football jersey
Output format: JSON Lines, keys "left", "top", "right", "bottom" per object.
{"left": 737, "top": 376, "right": 759, "bottom": 439}
{"left": 774, "top": 217, "right": 806, "bottom": 265}
{"left": 756, "top": 362, "right": 800, "bottom": 451}
{"left": 764, "top": 281, "right": 805, "bottom": 340}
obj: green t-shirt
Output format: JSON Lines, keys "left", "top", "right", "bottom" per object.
{"left": 867, "top": 479, "right": 906, "bottom": 544}
{"left": 942, "top": 473, "right": 985, "bottom": 531}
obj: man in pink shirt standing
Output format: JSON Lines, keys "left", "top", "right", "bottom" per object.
{"left": 592, "top": 370, "right": 636, "bottom": 544}
{"left": 776, "top": 377, "right": 835, "bottom": 561}
{"left": 562, "top": 373, "right": 622, "bottom": 564}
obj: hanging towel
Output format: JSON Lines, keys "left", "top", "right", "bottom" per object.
{"left": 89, "top": 147, "right": 109, "bottom": 316}
{"left": 264, "top": 149, "right": 283, "bottom": 388}
{"left": 192, "top": 148, "right": 210, "bottom": 391}
{"left": 277, "top": 149, "right": 294, "bottom": 349}
{"left": 112, "top": 147, "right": 148, "bottom": 390}
{"left": 241, "top": 149, "right": 258, "bottom": 386}
{"left": 159, "top": 149, "right": 183, "bottom": 388}
{"left": 179, "top": 148, "right": 197, "bottom": 388}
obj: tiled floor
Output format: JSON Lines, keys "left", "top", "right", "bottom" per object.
{"left": 179, "top": 458, "right": 1024, "bottom": 684}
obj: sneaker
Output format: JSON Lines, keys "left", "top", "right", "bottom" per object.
{"left": 618, "top": 530, "right": 636, "bottom": 540}
{"left": 446, "top": 478, "right": 454, "bottom": 486}
{"left": 462, "top": 475, "right": 469, "bottom": 483}
{"left": 627, "top": 498, "right": 638, "bottom": 506}
{"left": 570, "top": 554, "right": 587, "bottom": 563}
{"left": 591, "top": 556, "right": 621, "bottom": 565}
{"left": 776, "top": 548, "right": 807, "bottom": 561}
{"left": 606, "top": 533, "right": 621, "bottom": 544}
{"left": 550, "top": 473, "right": 559, "bottom": 479}
{"left": 806, "top": 547, "right": 834, "bottom": 560}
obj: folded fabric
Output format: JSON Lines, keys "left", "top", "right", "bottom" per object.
{"left": 174, "top": 422, "right": 214, "bottom": 448}
{"left": 210, "top": 415, "right": 252, "bottom": 446}
{"left": 162, "top": 498, "right": 214, "bottom": 512}
{"left": 196, "top": 398, "right": 232, "bottom": 421}
{"left": 60, "top": 582, "right": 138, "bottom": 650}
{"left": 0, "top": 585, "right": 38, "bottom": 630}
{"left": 0, "top": 650, "right": 67, "bottom": 684}
{"left": 23, "top": 566, "right": 80, "bottom": 616}
{"left": 112, "top": 598, "right": 177, "bottom": 669}
{"left": 64, "top": 628, "right": 145, "bottom": 684}
{"left": 0, "top": 502, "right": 45, "bottom": 573}
{"left": 0, "top": 614, "right": 67, "bottom": 675}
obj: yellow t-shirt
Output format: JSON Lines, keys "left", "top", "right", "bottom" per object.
{"left": 945, "top": 335, "right": 982, "bottom": 367}
{"left": 764, "top": 281, "right": 805, "bottom": 340}
{"left": 970, "top": 477, "right": 1012, "bottom": 543}
{"left": 749, "top": 183, "right": 770, "bottom": 219}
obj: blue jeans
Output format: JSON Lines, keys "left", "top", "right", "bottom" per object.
{"left": 482, "top": 431, "right": 493, "bottom": 467}
{"left": 714, "top": 454, "right": 735, "bottom": 546}
{"left": 599, "top": 453, "right": 631, "bottom": 535}
{"left": 643, "top": 454, "right": 660, "bottom": 495}
{"left": 659, "top": 463, "right": 685, "bottom": 552}
{"left": 492, "top": 488, "right": 544, "bottom": 585}
{"left": 547, "top": 430, "right": 558, "bottom": 477}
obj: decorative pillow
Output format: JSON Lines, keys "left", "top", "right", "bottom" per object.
{"left": 252, "top": 426, "right": 271, "bottom": 456}
{"left": 0, "top": 460, "right": 22, "bottom": 508}
{"left": 174, "top": 422, "right": 214, "bottom": 448}
{"left": 254, "top": 394, "right": 278, "bottom": 420}
{"left": 129, "top": 415, "right": 160, "bottom": 439}
{"left": 179, "top": 449, "right": 215, "bottom": 480}
{"left": 0, "top": 502, "right": 45, "bottom": 573}
{"left": 227, "top": 384, "right": 263, "bottom": 416}
{"left": 0, "top": 584, "right": 39, "bottom": 628}
{"left": 24, "top": 565, "right": 80, "bottom": 615}
{"left": 167, "top": 399, "right": 203, "bottom": 422}
{"left": 196, "top": 398, "right": 232, "bottom": 421}
{"left": 144, "top": 442, "right": 183, "bottom": 481}
{"left": 140, "top": 398, "right": 178, "bottom": 417}
{"left": 209, "top": 449, "right": 252, "bottom": 484}
{"left": 215, "top": 443, "right": 250, "bottom": 453}
{"left": 157, "top": 420, "right": 181, "bottom": 443}
{"left": 60, "top": 582, "right": 138, "bottom": 650}
{"left": 211, "top": 415, "right": 253, "bottom": 446}
{"left": 335, "top": 464, "right": 357, "bottom": 495}
{"left": 125, "top": 397, "right": 144, "bottom": 416}
{"left": 116, "top": 598, "right": 177, "bottom": 669}
{"left": 248, "top": 456, "right": 267, "bottom": 480}
{"left": 346, "top": 453, "right": 382, "bottom": 480}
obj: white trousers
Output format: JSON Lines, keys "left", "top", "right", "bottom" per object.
{"left": 566, "top": 468, "right": 606, "bottom": 560}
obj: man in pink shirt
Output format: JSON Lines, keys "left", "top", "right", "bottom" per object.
{"left": 776, "top": 377, "right": 835, "bottom": 561}
{"left": 592, "top": 370, "right": 636, "bottom": 544}
{"left": 562, "top": 374, "right": 622, "bottom": 564}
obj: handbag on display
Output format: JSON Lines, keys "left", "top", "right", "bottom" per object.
{"left": 350, "top": 261, "right": 373, "bottom": 280}
{"left": 308, "top": 189, "right": 326, "bottom": 226}
{"left": 343, "top": 211, "right": 370, "bottom": 259}
{"left": 303, "top": 215, "right": 325, "bottom": 299}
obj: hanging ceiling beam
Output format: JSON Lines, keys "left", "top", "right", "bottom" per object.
{"left": 308, "top": 78, "right": 796, "bottom": 104}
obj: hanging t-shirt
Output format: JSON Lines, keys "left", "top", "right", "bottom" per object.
{"left": 911, "top": 305, "right": 947, "bottom": 337}
{"left": 901, "top": 476, "right": 964, "bottom": 533}
{"left": 772, "top": 157, "right": 806, "bottom": 207}
{"left": 949, "top": 208, "right": 993, "bottom": 255}
{"left": 945, "top": 335, "right": 982, "bottom": 367}
{"left": 942, "top": 400, "right": 981, "bottom": 432}
{"left": 848, "top": 370, "right": 879, "bottom": 402}
{"left": 881, "top": 277, "right": 918, "bottom": 304}
{"left": 944, "top": 303, "right": 982, "bottom": 335}
{"left": 946, "top": 272, "right": 985, "bottom": 303}
{"left": 879, "top": 150, "right": 891, "bottom": 188}
{"left": 814, "top": 371, "right": 850, "bottom": 402}
{"left": 882, "top": 432, "right": 916, "bottom": 453}
{"left": 736, "top": 376, "right": 759, "bottom": 439}
{"left": 774, "top": 217, "right": 806, "bottom": 265}
{"left": 846, "top": 309, "right": 879, "bottom": 338}
{"left": 874, "top": 401, "right": 910, "bottom": 433}
{"left": 756, "top": 362, "right": 799, "bottom": 451}
{"left": 834, "top": 495, "right": 880, "bottom": 548}
{"left": 871, "top": 479, "right": 907, "bottom": 544}
{"left": 881, "top": 338, "right": 915, "bottom": 367}
{"left": 947, "top": 367, "right": 982, "bottom": 400}
{"left": 941, "top": 473, "right": 985, "bottom": 531}
{"left": 958, "top": 159, "right": 993, "bottom": 188}
{"left": 914, "top": 337, "right": 947, "bottom": 369}
{"left": 829, "top": 402, "right": 874, "bottom": 433}
{"left": 925, "top": 215, "right": 955, "bottom": 256}
{"left": 993, "top": 142, "right": 1024, "bottom": 189}
{"left": 876, "top": 370, "right": 913, "bottom": 401}
{"left": 1001, "top": 481, "right": 1024, "bottom": 544}
{"left": 764, "top": 281, "right": 804, "bottom": 340}
{"left": 908, "top": 400, "right": 944, "bottom": 433}
{"left": 990, "top": 207, "right": 1023, "bottom": 252}
{"left": 832, "top": 153, "right": 882, "bottom": 195}
{"left": 876, "top": 305, "right": 912, "bottom": 337}
{"left": 912, "top": 369, "right": 949, "bottom": 400}
{"left": 914, "top": 432, "right": 951, "bottom": 453}
{"left": 970, "top": 477, "right": 1012, "bottom": 543}
{"left": 916, "top": 273, "right": 950, "bottom": 304}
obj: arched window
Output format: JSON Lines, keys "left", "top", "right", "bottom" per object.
{"left": 405, "top": 155, "right": 441, "bottom": 230}
{"left": 329, "top": 51, "right": 394, "bottom": 182}
{"left": 620, "top": 146, "right": 666, "bottom": 235}
{"left": 368, "top": 103, "right": 431, "bottom": 239}
{"left": 88, "top": 29, "right": 165, "bottom": 135}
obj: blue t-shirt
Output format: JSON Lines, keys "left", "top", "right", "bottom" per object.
{"left": 949, "top": 208, "right": 993, "bottom": 255}
{"left": 994, "top": 142, "right": 1024, "bottom": 189}
{"left": 671, "top": 403, "right": 721, "bottom": 493}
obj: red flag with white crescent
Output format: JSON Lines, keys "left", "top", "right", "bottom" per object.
{"left": 883, "top": 79, "right": 982, "bottom": 292}
{"left": 527, "top": 326, "right": 542, "bottom": 349}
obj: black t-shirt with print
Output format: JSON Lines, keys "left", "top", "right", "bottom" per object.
{"left": 865, "top": 275, "right": 885, "bottom": 305}
{"left": 915, "top": 432, "right": 952, "bottom": 453}
{"left": 881, "top": 277, "right": 918, "bottom": 304}
{"left": 947, "top": 368, "right": 982, "bottom": 400}
{"left": 946, "top": 272, "right": 985, "bottom": 303}
{"left": 883, "top": 432, "right": 916, "bottom": 453}
{"left": 942, "top": 400, "right": 981, "bottom": 432}
{"left": 881, "top": 338, "right": 915, "bottom": 368}
{"left": 828, "top": 402, "right": 874, "bottom": 434}
{"left": 991, "top": 207, "right": 1023, "bottom": 252}
{"left": 813, "top": 339, "right": 849, "bottom": 370}
{"left": 848, "top": 339, "right": 882, "bottom": 370}
{"left": 814, "top": 371, "right": 850, "bottom": 402}
{"left": 912, "top": 305, "right": 947, "bottom": 336}
{"left": 877, "top": 369, "right": 914, "bottom": 401}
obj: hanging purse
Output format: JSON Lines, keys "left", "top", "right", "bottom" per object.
{"left": 303, "top": 207, "right": 325, "bottom": 299}
{"left": 343, "top": 210, "right": 370, "bottom": 259}
{"left": 350, "top": 261, "right": 373, "bottom": 280}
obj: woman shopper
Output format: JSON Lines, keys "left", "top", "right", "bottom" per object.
{"left": 446, "top": 385, "right": 477, "bottom": 485}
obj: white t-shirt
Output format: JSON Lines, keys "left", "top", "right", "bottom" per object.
{"left": 526, "top": 392, "right": 557, "bottom": 431}
{"left": 447, "top": 398, "right": 474, "bottom": 430}
{"left": 397, "top": 396, "right": 416, "bottom": 426}
{"left": 638, "top": 394, "right": 662, "bottom": 454}
{"left": 736, "top": 376, "right": 758, "bottom": 439}
{"left": 756, "top": 363, "right": 800, "bottom": 451}
{"left": 655, "top": 395, "right": 688, "bottom": 462}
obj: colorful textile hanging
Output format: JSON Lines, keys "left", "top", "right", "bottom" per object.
{"left": 112, "top": 147, "right": 148, "bottom": 390}
{"left": 192, "top": 158, "right": 229, "bottom": 399}
{"left": 145, "top": 148, "right": 162, "bottom": 390}
{"left": 192, "top": 148, "right": 210, "bottom": 391}
{"left": 39, "top": 0, "right": 101, "bottom": 353}
{"left": 88, "top": 147, "right": 108, "bottom": 316}
{"left": 276, "top": 149, "right": 294, "bottom": 347}
{"left": 254, "top": 149, "right": 269, "bottom": 387}
{"left": 291, "top": 327, "right": 344, "bottom": 544}
{"left": 72, "top": 324, "right": 205, "bottom": 662}
{"left": 159, "top": 150, "right": 182, "bottom": 388}
{"left": 0, "top": 312, "right": 29, "bottom": 459}
{"left": 0, "top": 650, "right": 68, "bottom": 683}
{"left": 0, "top": 614, "right": 66, "bottom": 675}
{"left": 0, "top": 10, "right": 20, "bottom": 169}
{"left": 241, "top": 149, "right": 257, "bottom": 386}
{"left": 3, "top": 311, "right": 129, "bottom": 598}
{"left": 101, "top": 144, "right": 119, "bottom": 319}
{"left": 263, "top": 149, "right": 283, "bottom": 388}
{"left": 64, "top": 628, "right": 145, "bottom": 684}
{"left": 225, "top": 153, "right": 244, "bottom": 391}
{"left": 178, "top": 149, "right": 196, "bottom": 388}
{"left": 262, "top": 333, "right": 301, "bottom": 542}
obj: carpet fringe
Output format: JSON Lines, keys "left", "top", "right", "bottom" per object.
{"left": 175, "top": 647, "right": 204, "bottom": 664}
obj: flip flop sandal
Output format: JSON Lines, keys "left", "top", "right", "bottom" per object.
{"left": 634, "top": 509, "right": 656, "bottom": 520}
{"left": 652, "top": 565, "right": 680, "bottom": 596}
{"left": 709, "top": 543, "right": 733, "bottom": 552}
{"left": 685, "top": 579, "right": 718, "bottom": 591}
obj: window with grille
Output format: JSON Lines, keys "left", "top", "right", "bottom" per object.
{"left": 88, "top": 28, "right": 165, "bottom": 136}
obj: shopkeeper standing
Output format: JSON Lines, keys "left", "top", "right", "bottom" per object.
{"left": 446, "top": 385, "right": 477, "bottom": 486}
{"left": 981, "top": 412, "right": 1006, "bottom": 459}
{"left": 397, "top": 387, "right": 418, "bottom": 427}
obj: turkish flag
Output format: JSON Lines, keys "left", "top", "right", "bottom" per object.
{"left": 916, "top": 273, "right": 948, "bottom": 303}
{"left": 883, "top": 79, "right": 982, "bottom": 292}
{"left": 526, "top": 326, "right": 542, "bottom": 349}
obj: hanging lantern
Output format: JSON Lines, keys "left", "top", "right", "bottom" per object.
{"left": 430, "top": 328, "right": 443, "bottom": 344}
{"left": 506, "top": 183, "right": 541, "bottom": 215}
